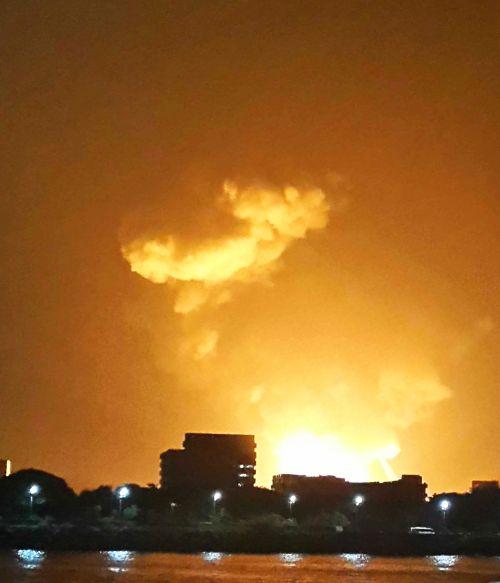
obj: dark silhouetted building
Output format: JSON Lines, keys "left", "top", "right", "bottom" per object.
{"left": 273, "top": 474, "right": 349, "bottom": 497}
{"left": 471, "top": 480, "right": 499, "bottom": 492}
{"left": 355, "top": 474, "right": 427, "bottom": 503}
{"left": 272, "top": 473, "right": 427, "bottom": 504}
{"left": 160, "top": 433, "right": 256, "bottom": 493}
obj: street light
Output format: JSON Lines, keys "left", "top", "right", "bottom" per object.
{"left": 288, "top": 493, "right": 298, "bottom": 516}
{"left": 212, "top": 490, "right": 222, "bottom": 514}
{"left": 352, "top": 494, "right": 364, "bottom": 531}
{"left": 28, "top": 484, "right": 41, "bottom": 514}
{"left": 117, "top": 485, "right": 131, "bottom": 517}
{"left": 439, "top": 498, "right": 451, "bottom": 526}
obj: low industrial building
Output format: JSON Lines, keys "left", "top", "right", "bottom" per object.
{"left": 272, "top": 473, "right": 427, "bottom": 504}
{"left": 471, "top": 480, "right": 499, "bottom": 492}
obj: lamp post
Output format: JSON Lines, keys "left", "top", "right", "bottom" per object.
{"left": 439, "top": 498, "right": 450, "bottom": 527}
{"left": 353, "top": 494, "right": 364, "bottom": 531}
{"left": 212, "top": 490, "right": 222, "bottom": 515}
{"left": 288, "top": 493, "right": 298, "bottom": 517}
{"left": 28, "top": 484, "right": 40, "bottom": 514}
{"left": 117, "top": 486, "right": 131, "bottom": 517}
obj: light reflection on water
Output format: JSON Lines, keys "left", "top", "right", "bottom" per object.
{"left": 279, "top": 552, "right": 303, "bottom": 566}
{"left": 341, "top": 553, "right": 371, "bottom": 569}
{"left": 201, "top": 551, "right": 226, "bottom": 563}
{"left": 15, "top": 549, "right": 46, "bottom": 570}
{"left": 428, "top": 554, "right": 460, "bottom": 571}
{"left": 4, "top": 550, "right": 499, "bottom": 579}
{"left": 102, "top": 550, "right": 136, "bottom": 573}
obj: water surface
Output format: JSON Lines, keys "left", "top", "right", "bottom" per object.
{"left": 1, "top": 550, "right": 499, "bottom": 581}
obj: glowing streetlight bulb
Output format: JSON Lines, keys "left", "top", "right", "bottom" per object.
{"left": 439, "top": 499, "right": 450, "bottom": 511}
{"left": 117, "top": 486, "right": 130, "bottom": 499}
{"left": 212, "top": 490, "right": 222, "bottom": 514}
{"left": 353, "top": 494, "right": 364, "bottom": 507}
{"left": 28, "top": 484, "right": 40, "bottom": 496}
{"left": 288, "top": 493, "right": 298, "bottom": 516}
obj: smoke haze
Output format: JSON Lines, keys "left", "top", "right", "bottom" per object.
{"left": 1, "top": 1, "right": 498, "bottom": 492}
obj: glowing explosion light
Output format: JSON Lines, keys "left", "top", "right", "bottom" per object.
{"left": 119, "top": 178, "right": 455, "bottom": 489}
{"left": 276, "top": 431, "right": 400, "bottom": 482}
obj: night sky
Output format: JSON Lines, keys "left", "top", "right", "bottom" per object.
{"left": 1, "top": 1, "right": 499, "bottom": 492}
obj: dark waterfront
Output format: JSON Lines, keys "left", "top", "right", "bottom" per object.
{"left": 0, "top": 551, "right": 499, "bottom": 582}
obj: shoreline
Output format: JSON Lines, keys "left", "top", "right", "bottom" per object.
{"left": 1, "top": 526, "right": 499, "bottom": 556}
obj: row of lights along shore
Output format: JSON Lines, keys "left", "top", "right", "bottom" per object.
{"left": 24, "top": 483, "right": 453, "bottom": 522}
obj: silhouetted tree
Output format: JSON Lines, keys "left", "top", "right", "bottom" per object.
{"left": 0, "top": 468, "right": 76, "bottom": 520}
{"left": 78, "top": 485, "right": 114, "bottom": 518}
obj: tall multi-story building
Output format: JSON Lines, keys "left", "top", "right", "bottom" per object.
{"left": 0, "top": 459, "right": 12, "bottom": 478}
{"left": 160, "top": 433, "right": 256, "bottom": 493}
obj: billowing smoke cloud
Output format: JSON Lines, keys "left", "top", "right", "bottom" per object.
{"left": 378, "top": 369, "right": 451, "bottom": 429}
{"left": 450, "top": 316, "right": 495, "bottom": 363}
{"left": 122, "top": 181, "right": 330, "bottom": 320}
{"left": 180, "top": 328, "right": 219, "bottom": 361}
{"left": 120, "top": 175, "right": 453, "bottom": 485}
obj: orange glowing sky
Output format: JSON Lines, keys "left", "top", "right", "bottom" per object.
{"left": 1, "top": 1, "right": 498, "bottom": 493}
